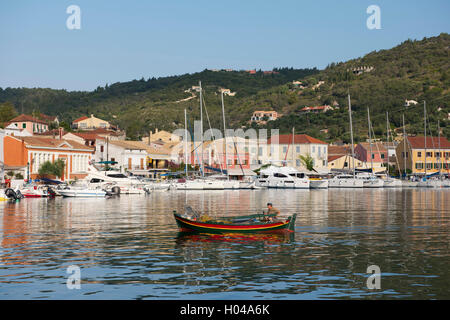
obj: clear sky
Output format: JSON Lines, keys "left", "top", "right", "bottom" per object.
{"left": 1, "top": 0, "right": 449, "bottom": 91}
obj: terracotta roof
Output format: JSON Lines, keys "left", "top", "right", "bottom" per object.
{"left": 268, "top": 134, "right": 327, "bottom": 145}
{"left": 109, "top": 140, "right": 172, "bottom": 155}
{"left": 7, "top": 114, "right": 48, "bottom": 125}
{"left": 72, "top": 116, "right": 89, "bottom": 123}
{"left": 68, "top": 132, "right": 103, "bottom": 140}
{"left": 35, "top": 129, "right": 67, "bottom": 136}
{"left": 328, "top": 145, "right": 351, "bottom": 156}
{"left": 358, "top": 142, "right": 387, "bottom": 152}
{"left": 18, "top": 136, "right": 94, "bottom": 151}
{"left": 407, "top": 136, "right": 450, "bottom": 149}
{"left": 328, "top": 155, "right": 345, "bottom": 162}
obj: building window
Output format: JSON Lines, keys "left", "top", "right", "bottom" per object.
{"left": 296, "top": 146, "right": 300, "bottom": 153}
{"left": 296, "top": 159, "right": 301, "bottom": 166}
{"left": 426, "top": 163, "right": 432, "bottom": 169}
{"left": 22, "top": 123, "right": 26, "bottom": 129}
{"left": 100, "top": 145, "right": 104, "bottom": 152}
{"left": 381, "top": 154, "right": 385, "bottom": 159}
{"left": 417, "top": 152, "right": 422, "bottom": 157}
{"left": 283, "top": 146, "right": 287, "bottom": 153}
{"left": 372, "top": 154, "right": 375, "bottom": 159}
{"left": 415, "top": 163, "right": 423, "bottom": 170}
{"left": 258, "top": 147, "right": 263, "bottom": 156}
{"left": 426, "top": 152, "right": 432, "bottom": 157}
{"left": 312, "top": 146, "right": 315, "bottom": 153}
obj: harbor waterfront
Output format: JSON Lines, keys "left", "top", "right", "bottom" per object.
{"left": 0, "top": 188, "right": 448, "bottom": 299}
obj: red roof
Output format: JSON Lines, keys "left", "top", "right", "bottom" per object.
{"left": 7, "top": 114, "right": 48, "bottom": 125}
{"left": 268, "top": 134, "right": 327, "bottom": 145}
{"left": 407, "top": 136, "right": 450, "bottom": 149}
{"left": 69, "top": 132, "right": 103, "bottom": 140}
{"left": 301, "top": 105, "right": 331, "bottom": 111}
{"left": 72, "top": 116, "right": 89, "bottom": 123}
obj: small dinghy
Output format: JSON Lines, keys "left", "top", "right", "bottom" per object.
{"left": 173, "top": 206, "right": 297, "bottom": 234}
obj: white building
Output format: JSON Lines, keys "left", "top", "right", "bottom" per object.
{"left": 267, "top": 134, "right": 328, "bottom": 172}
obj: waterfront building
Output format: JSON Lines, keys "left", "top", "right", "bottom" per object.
{"left": 267, "top": 134, "right": 328, "bottom": 171}
{"left": 2, "top": 135, "right": 94, "bottom": 181}
{"left": 396, "top": 136, "right": 450, "bottom": 175}
{"left": 354, "top": 142, "right": 387, "bottom": 172}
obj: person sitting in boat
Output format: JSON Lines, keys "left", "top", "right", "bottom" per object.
{"left": 263, "top": 203, "right": 280, "bottom": 222}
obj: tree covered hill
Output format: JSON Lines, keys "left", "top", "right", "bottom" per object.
{"left": 0, "top": 67, "right": 318, "bottom": 138}
{"left": 0, "top": 33, "right": 449, "bottom": 141}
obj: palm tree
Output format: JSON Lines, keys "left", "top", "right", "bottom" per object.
{"left": 298, "top": 154, "right": 317, "bottom": 172}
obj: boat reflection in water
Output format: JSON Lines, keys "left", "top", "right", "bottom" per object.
{"left": 176, "top": 231, "right": 295, "bottom": 245}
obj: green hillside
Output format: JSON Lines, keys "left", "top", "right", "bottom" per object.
{"left": 1, "top": 33, "right": 449, "bottom": 141}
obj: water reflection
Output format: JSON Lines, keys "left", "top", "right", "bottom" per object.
{"left": 0, "top": 189, "right": 448, "bottom": 299}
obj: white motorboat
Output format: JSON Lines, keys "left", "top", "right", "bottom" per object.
{"left": 309, "top": 178, "right": 329, "bottom": 189}
{"left": 85, "top": 166, "right": 146, "bottom": 188}
{"left": 256, "top": 166, "right": 309, "bottom": 189}
{"left": 328, "top": 174, "right": 364, "bottom": 188}
{"left": 58, "top": 189, "right": 107, "bottom": 197}
{"left": 173, "top": 178, "right": 224, "bottom": 190}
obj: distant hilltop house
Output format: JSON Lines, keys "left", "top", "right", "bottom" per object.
{"left": 404, "top": 99, "right": 418, "bottom": 107}
{"left": 250, "top": 111, "right": 280, "bottom": 124}
{"left": 292, "top": 81, "right": 305, "bottom": 89}
{"left": 299, "top": 105, "right": 333, "bottom": 114}
{"left": 218, "top": 88, "right": 236, "bottom": 97}
{"left": 72, "top": 114, "right": 112, "bottom": 130}
{"left": 347, "top": 66, "right": 374, "bottom": 75}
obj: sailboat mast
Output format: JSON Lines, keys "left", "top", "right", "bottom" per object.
{"left": 292, "top": 127, "right": 295, "bottom": 167}
{"left": 199, "top": 81, "right": 204, "bottom": 177}
{"left": 424, "top": 101, "right": 427, "bottom": 178}
{"left": 348, "top": 94, "right": 356, "bottom": 178}
{"left": 402, "top": 114, "right": 407, "bottom": 179}
{"left": 221, "top": 91, "right": 229, "bottom": 180}
{"left": 184, "top": 108, "right": 188, "bottom": 177}
{"left": 368, "top": 107, "right": 374, "bottom": 175}
{"left": 438, "top": 120, "right": 441, "bottom": 177}
{"left": 386, "top": 111, "right": 389, "bottom": 177}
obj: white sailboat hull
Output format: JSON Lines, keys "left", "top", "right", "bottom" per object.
{"left": 383, "top": 179, "right": 402, "bottom": 188}
{"left": 328, "top": 178, "right": 364, "bottom": 188}
{"left": 58, "top": 189, "right": 106, "bottom": 197}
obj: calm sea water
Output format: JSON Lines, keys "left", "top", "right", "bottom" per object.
{"left": 0, "top": 189, "right": 448, "bottom": 300}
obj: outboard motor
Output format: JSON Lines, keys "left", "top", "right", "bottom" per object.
{"left": 47, "top": 187, "right": 57, "bottom": 198}
{"left": 15, "top": 190, "right": 24, "bottom": 199}
{"left": 111, "top": 186, "right": 121, "bottom": 195}
{"left": 5, "top": 188, "right": 19, "bottom": 200}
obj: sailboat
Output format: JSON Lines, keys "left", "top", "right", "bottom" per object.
{"left": 383, "top": 112, "right": 402, "bottom": 188}
{"left": 357, "top": 107, "right": 384, "bottom": 188}
{"left": 328, "top": 94, "right": 363, "bottom": 188}
{"left": 417, "top": 101, "right": 442, "bottom": 188}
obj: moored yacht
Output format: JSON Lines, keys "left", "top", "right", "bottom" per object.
{"left": 256, "top": 166, "right": 309, "bottom": 189}
{"left": 357, "top": 173, "right": 384, "bottom": 188}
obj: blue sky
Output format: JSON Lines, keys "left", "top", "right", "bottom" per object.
{"left": 0, "top": 0, "right": 449, "bottom": 91}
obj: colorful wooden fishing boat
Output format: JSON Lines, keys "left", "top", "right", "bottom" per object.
{"left": 173, "top": 207, "right": 297, "bottom": 234}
